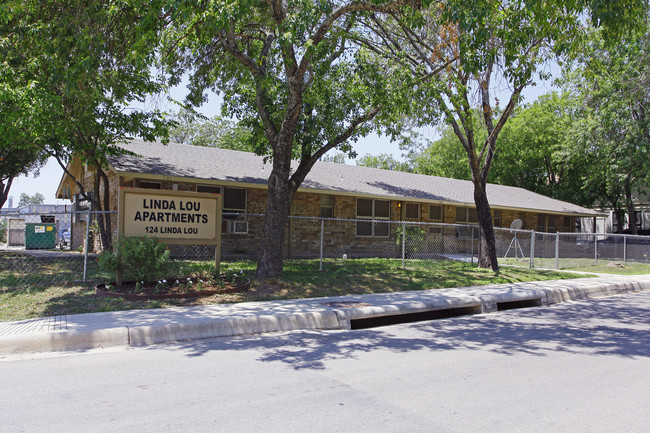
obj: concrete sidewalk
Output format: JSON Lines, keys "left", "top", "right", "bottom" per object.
{"left": 2, "top": 275, "right": 650, "bottom": 355}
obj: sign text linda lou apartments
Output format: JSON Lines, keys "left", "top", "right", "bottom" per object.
{"left": 133, "top": 198, "right": 209, "bottom": 235}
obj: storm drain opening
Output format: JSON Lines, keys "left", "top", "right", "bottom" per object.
{"left": 350, "top": 305, "right": 482, "bottom": 330}
{"left": 496, "top": 298, "right": 542, "bottom": 311}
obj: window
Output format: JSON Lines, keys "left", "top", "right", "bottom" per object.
{"left": 197, "top": 185, "right": 222, "bottom": 194}
{"left": 320, "top": 195, "right": 334, "bottom": 218}
{"left": 536, "top": 214, "right": 557, "bottom": 232}
{"left": 138, "top": 180, "right": 161, "bottom": 189}
{"left": 537, "top": 214, "right": 546, "bottom": 232}
{"left": 493, "top": 210, "right": 502, "bottom": 227}
{"left": 547, "top": 215, "right": 556, "bottom": 233}
{"left": 563, "top": 216, "right": 571, "bottom": 228}
{"left": 428, "top": 205, "right": 442, "bottom": 221}
{"left": 404, "top": 203, "right": 419, "bottom": 219}
{"left": 519, "top": 212, "right": 527, "bottom": 229}
{"left": 223, "top": 187, "right": 246, "bottom": 212}
{"left": 468, "top": 208, "right": 478, "bottom": 223}
{"left": 455, "top": 207, "right": 478, "bottom": 224}
{"left": 222, "top": 188, "right": 247, "bottom": 233}
{"left": 223, "top": 188, "right": 246, "bottom": 220}
{"left": 356, "top": 198, "right": 390, "bottom": 237}
{"left": 357, "top": 198, "right": 372, "bottom": 217}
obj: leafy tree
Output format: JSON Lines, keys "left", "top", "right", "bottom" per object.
{"left": 490, "top": 92, "right": 597, "bottom": 206}
{"left": 402, "top": 93, "right": 589, "bottom": 204}
{"left": 0, "top": 143, "right": 47, "bottom": 209}
{"left": 356, "top": 153, "right": 409, "bottom": 171}
{"left": 409, "top": 125, "right": 474, "bottom": 180}
{"left": 159, "top": 0, "right": 420, "bottom": 278}
{"left": 358, "top": 0, "right": 646, "bottom": 270}
{"left": 565, "top": 30, "right": 650, "bottom": 234}
{"left": 2, "top": 0, "right": 171, "bottom": 249}
{"left": 18, "top": 193, "right": 45, "bottom": 207}
{"left": 0, "top": 32, "right": 48, "bottom": 209}
{"left": 169, "top": 108, "right": 254, "bottom": 151}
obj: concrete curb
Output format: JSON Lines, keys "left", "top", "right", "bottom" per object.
{"left": 0, "top": 327, "right": 129, "bottom": 354}
{"left": 541, "top": 279, "right": 650, "bottom": 304}
{"left": 128, "top": 311, "right": 340, "bottom": 346}
{"left": 2, "top": 276, "right": 650, "bottom": 355}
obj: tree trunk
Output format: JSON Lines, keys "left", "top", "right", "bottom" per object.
{"left": 91, "top": 167, "right": 113, "bottom": 252}
{"left": 473, "top": 180, "right": 499, "bottom": 271}
{"left": 255, "top": 175, "right": 293, "bottom": 278}
{"left": 255, "top": 131, "right": 298, "bottom": 279}
{"left": 0, "top": 177, "right": 13, "bottom": 209}
{"left": 99, "top": 168, "right": 113, "bottom": 250}
{"left": 613, "top": 208, "right": 626, "bottom": 233}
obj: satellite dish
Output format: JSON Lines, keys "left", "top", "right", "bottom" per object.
{"left": 510, "top": 219, "right": 523, "bottom": 231}
{"left": 505, "top": 218, "right": 526, "bottom": 259}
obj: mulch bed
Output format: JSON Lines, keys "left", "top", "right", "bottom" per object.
{"left": 95, "top": 277, "right": 251, "bottom": 301}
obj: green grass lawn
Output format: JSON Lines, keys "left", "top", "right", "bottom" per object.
{"left": 562, "top": 262, "right": 650, "bottom": 275}
{"left": 0, "top": 251, "right": 110, "bottom": 288}
{"left": 499, "top": 256, "right": 650, "bottom": 274}
{"left": 1, "top": 257, "right": 590, "bottom": 322}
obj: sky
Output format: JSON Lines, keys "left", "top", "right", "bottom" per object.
{"left": 4, "top": 67, "right": 559, "bottom": 209}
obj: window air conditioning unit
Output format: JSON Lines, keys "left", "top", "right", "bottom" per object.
{"left": 227, "top": 220, "right": 248, "bottom": 234}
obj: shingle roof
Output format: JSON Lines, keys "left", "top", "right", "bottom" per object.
{"left": 110, "top": 139, "right": 600, "bottom": 217}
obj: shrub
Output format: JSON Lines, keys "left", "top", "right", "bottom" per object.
{"left": 395, "top": 225, "right": 426, "bottom": 257}
{"left": 98, "top": 236, "right": 171, "bottom": 283}
{"left": 0, "top": 219, "right": 6, "bottom": 243}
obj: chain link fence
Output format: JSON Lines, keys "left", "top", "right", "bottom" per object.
{"left": 494, "top": 227, "right": 650, "bottom": 269}
{"left": 3, "top": 211, "right": 650, "bottom": 288}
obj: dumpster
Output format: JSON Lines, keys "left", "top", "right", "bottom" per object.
{"left": 25, "top": 223, "right": 57, "bottom": 249}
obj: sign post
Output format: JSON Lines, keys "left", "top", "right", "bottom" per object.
{"left": 117, "top": 187, "right": 222, "bottom": 285}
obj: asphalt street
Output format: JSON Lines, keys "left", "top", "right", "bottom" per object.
{"left": 2, "top": 292, "right": 650, "bottom": 433}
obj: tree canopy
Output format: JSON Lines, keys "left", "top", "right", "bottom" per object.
{"left": 169, "top": 108, "right": 254, "bottom": 151}
{"left": 18, "top": 192, "right": 45, "bottom": 207}
{"left": 355, "top": 0, "right": 647, "bottom": 269}
{"left": 0, "top": 143, "right": 47, "bottom": 209}
{"left": 2, "top": 0, "right": 172, "bottom": 248}
{"left": 564, "top": 29, "right": 650, "bottom": 233}
{"left": 156, "top": 0, "right": 421, "bottom": 277}
{"left": 357, "top": 153, "right": 410, "bottom": 171}
{"left": 489, "top": 92, "right": 595, "bottom": 206}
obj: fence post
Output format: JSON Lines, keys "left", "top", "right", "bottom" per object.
{"left": 319, "top": 218, "right": 324, "bottom": 272}
{"left": 623, "top": 235, "right": 627, "bottom": 265}
{"left": 401, "top": 222, "right": 406, "bottom": 269}
{"left": 555, "top": 232, "right": 560, "bottom": 269}
{"left": 471, "top": 227, "right": 475, "bottom": 265}
{"left": 82, "top": 209, "right": 91, "bottom": 283}
{"left": 529, "top": 230, "right": 535, "bottom": 268}
{"left": 594, "top": 233, "right": 598, "bottom": 265}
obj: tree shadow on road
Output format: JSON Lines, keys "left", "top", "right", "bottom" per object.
{"left": 165, "top": 294, "right": 650, "bottom": 370}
